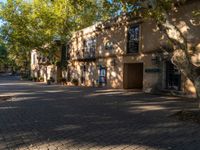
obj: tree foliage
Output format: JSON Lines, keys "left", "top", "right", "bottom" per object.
{"left": 0, "top": 0, "right": 107, "bottom": 67}
{"left": 1, "top": 0, "right": 200, "bottom": 100}
{"left": 0, "top": 44, "right": 7, "bottom": 65}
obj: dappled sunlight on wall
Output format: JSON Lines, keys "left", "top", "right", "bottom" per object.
{"left": 184, "top": 79, "right": 196, "bottom": 96}
{"left": 171, "top": 1, "right": 200, "bottom": 45}
{"left": 97, "top": 25, "right": 126, "bottom": 57}
{"left": 85, "top": 62, "right": 96, "bottom": 86}
{"left": 66, "top": 0, "right": 199, "bottom": 95}
{"left": 141, "top": 20, "right": 166, "bottom": 53}
{"left": 105, "top": 57, "right": 123, "bottom": 88}
{"left": 177, "top": 21, "right": 190, "bottom": 35}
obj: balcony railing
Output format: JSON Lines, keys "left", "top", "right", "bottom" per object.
{"left": 72, "top": 48, "right": 96, "bottom": 61}
{"left": 84, "top": 50, "right": 95, "bottom": 59}
{"left": 37, "top": 56, "right": 51, "bottom": 65}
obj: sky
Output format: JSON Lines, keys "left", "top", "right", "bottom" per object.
{"left": 0, "top": 0, "right": 6, "bottom": 3}
{"left": 0, "top": 0, "right": 6, "bottom": 26}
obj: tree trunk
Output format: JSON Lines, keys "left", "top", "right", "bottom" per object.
{"left": 154, "top": 6, "right": 200, "bottom": 109}
{"left": 194, "top": 77, "right": 200, "bottom": 108}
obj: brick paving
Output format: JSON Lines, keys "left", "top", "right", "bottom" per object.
{"left": 0, "top": 75, "right": 200, "bottom": 150}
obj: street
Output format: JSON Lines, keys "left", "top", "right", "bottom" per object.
{"left": 0, "top": 76, "right": 199, "bottom": 150}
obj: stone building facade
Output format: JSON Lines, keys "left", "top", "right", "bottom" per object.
{"left": 31, "top": 50, "right": 58, "bottom": 82}
{"left": 67, "top": 1, "right": 200, "bottom": 97}
{"left": 30, "top": 0, "right": 199, "bottom": 97}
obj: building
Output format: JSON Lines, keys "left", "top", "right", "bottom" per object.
{"left": 31, "top": 50, "right": 57, "bottom": 82}
{"left": 30, "top": 35, "right": 69, "bottom": 83}
{"left": 67, "top": 0, "right": 200, "bottom": 97}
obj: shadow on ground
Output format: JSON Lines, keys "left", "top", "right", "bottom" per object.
{"left": 0, "top": 76, "right": 199, "bottom": 150}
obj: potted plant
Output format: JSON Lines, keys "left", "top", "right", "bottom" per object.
{"left": 50, "top": 77, "right": 55, "bottom": 83}
{"left": 72, "top": 78, "right": 79, "bottom": 86}
{"left": 47, "top": 79, "right": 51, "bottom": 85}
{"left": 28, "top": 77, "right": 33, "bottom": 81}
{"left": 39, "top": 77, "right": 44, "bottom": 82}
{"left": 47, "top": 77, "right": 55, "bottom": 85}
{"left": 60, "top": 78, "right": 67, "bottom": 85}
{"left": 32, "top": 77, "right": 37, "bottom": 82}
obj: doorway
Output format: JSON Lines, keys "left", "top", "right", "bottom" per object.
{"left": 124, "top": 63, "right": 143, "bottom": 89}
{"left": 166, "top": 61, "right": 181, "bottom": 90}
{"left": 98, "top": 66, "right": 107, "bottom": 86}
{"left": 81, "top": 65, "right": 86, "bottom": 84}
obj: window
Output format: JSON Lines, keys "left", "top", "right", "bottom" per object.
{"left": 83, "top": 38, "right": 96, "bottom": 58}
{"left": 127, "top": 25, "right": 139, "bottom": 53}
{"left": 99, "top": 67, "right": 107, "bottom": 84}
{"left": 32, "top": 53, "right": 36, "bottom": 65}
{"left": 105, "top": 42, "right": 114, "bottom": 50}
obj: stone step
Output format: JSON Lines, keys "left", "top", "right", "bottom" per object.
{"left": 154, "top": 89, "right": 186, "bottom": 97}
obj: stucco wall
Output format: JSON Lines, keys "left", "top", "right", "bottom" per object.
{"left": 97, "top": 25, "right": 126, "bottom": 57}
{"left": 141, "top": 21, "right": 167, "bottom": 53}
{"left": 30, "top": 50, "right": 58, "bottom": 83}
{"left": 171, "top": 1, "right": 200, "bottom": 96}
{"left": 67, "top": 1, "right": 199, "bottom": 96}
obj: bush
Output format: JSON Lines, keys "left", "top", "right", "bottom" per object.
{"left": 61, "top": 78, "right": 67, "bottom": 82}
{"left": 72, "top": 78, "right": 79, "bottom": 86}
{"left": 21, "top": 73, "right": 29, "bottom": 79}
{"left": 59, "top": 78, "right": 67, "bottom": 85}
{"left": 32, "top": 77, "right": 37, "bottom": 82}
{"left": 28, "top": 77, "right": 33, "bottom": 81}
{"left": 47, "top": 79, "right": 51, "bottom": 85}
{"left": 50, "top": 77, "right": 55, "bottom": 83}
{"left": 39, "top": 77, "right": 44, "bottom": 82}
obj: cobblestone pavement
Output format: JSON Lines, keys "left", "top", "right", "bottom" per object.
{"left": 0, "top": 76, "right": 200, "bottom": 150}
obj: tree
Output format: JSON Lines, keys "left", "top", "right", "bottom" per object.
{"left": 0, "top": 0, "right": 38, "bottom": 73}
{"left": 0, "top": 44, "right": 7, "bottom": 70}
{"left": 105, "top": 0, "right": 200, "bottom": 103}
{"left": 0, "top": 43, "right": 17, "bottom": 73}
{"left": 0, "top": 0, "right": 107, "bottom": 77}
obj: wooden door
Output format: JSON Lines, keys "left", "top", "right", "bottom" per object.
{"left": 124, "top": 63, "right": 143, "bottom": 89}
